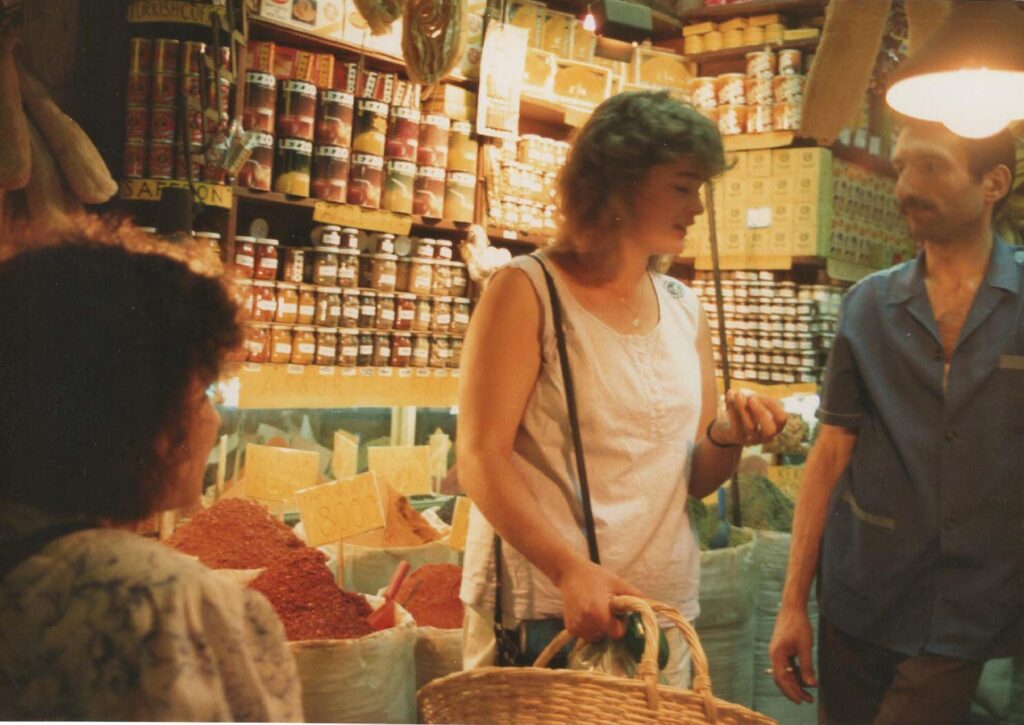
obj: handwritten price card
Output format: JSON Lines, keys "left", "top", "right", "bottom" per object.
{"left": 367, "top": 445, "right": 432, "bottom": 495}
{"left": 245, "top": 444, "right": 320, "bottom": 502}
{"left": 296, "top": 472, "right": 385, "bottom": 547}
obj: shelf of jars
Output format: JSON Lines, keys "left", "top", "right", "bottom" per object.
{"left": 221, "top": 361, "right": 460, "bottom": 409}
{"left": 486, "top": 226, "right": 552, "bottom": 247}
{"left": 656, "top": 36, "right": 819, "bottom": 65}
{"left": 676, "top": 0, "right": 828, "bottom": 22}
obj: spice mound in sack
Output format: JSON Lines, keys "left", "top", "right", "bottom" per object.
{"left": 166, "top": 497, "right": 305, "bottom": 568}
{"left": 396, "top": 563, "right": 464, "bottom": 629}
{"left": 381, "top": 482, "right": 443, "bottom": 547}
{"left": 249, "top": 547, "right": 374, "bottom": 641}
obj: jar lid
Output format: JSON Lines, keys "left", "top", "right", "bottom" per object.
{"left": 371, "top": 253, "right": 398, "bottom": 261}
{"left": 320, "top": 286, "right": 342, "bottom": 293}
{"left": 436, "top": 296, "right": 454, "bottom": 302}
{"left": 294, "top": 325, "right": 316, "bottom": 332}
{"left": 430, "top": 333, "right": 451, "bottom": 340}
{"left": 255, "top": 238, "right": 279, "bottom": 246}
{"left": 338, "top": 249, "right": 360, "bottom": 257}
{"left": 236, "top": 235, "right": 256, "bottom": 243}
{"left": 253, "top": 280, "right": 276, "bottom": 288}
{"left": 277, "top": 282, "right": 298, "bottom": 290}
{"left": 313, "top": 246, "right": 341, "bottom": 253}
{"left": 342, "top": 288, "right": 361, "bottom": 296}
{"left": 454, "top": 297, "right": 471, "bottom": 303}
{"left": 341, "top": 227, "right": 359, "bottom": 234}
{"left": 396, "top": 293, "right": 417, "bottom": 300}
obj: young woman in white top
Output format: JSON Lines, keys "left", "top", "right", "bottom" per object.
{"left": 457, "top": 91, "right": 788, "bottom": 686}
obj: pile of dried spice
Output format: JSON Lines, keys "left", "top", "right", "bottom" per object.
{"left": 249, "top": 547, "right": 374, "bottom": 641}
{"left": 166, "top": 497, "right": 305, "bottom": 568}
{"left": 395, "top": 563, "right": 464, "bottom": 629}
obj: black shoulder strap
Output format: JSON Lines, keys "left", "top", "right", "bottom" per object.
{"left": 0, "top": 520, "right": 96, "bottom": 583}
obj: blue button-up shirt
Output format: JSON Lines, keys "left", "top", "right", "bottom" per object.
{"left": 817, "top": 237, "right": 1024, "bottom": 660}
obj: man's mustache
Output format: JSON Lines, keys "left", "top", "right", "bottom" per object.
{"left": 900, "top": 197, "right": 937, "bottom": 215}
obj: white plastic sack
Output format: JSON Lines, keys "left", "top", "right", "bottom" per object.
{"left": 343, "top": 540, "right": 461, "bottom": 595}
{"left": 695, "top": 537, "right": 757, "bottom": 708}
{"left": 289, "top": 596, "right": 417, "bottom": 723}
{"left": 413, "top": 626, "right": 463, "bottom": 690}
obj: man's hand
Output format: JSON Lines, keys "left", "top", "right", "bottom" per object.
{"left": 558, "top": 560, "right": 645, "bottom": 642}
{"left": 769, "top": 604, "right": 817, "bottom": 704}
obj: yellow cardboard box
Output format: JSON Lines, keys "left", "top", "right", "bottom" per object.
{"left": 748, "top": 177, "right": 771, "bottom": 205}
{"left": 633, "top": 47, "right": 693, "bottom": 90}
{"left": 553, "top": 59, "right": 612, "bottom": 107}
{"left": 771, "top": 176, "right": 793, "bottom": 203}
{"left": 542, "top": 10, "right": 576, "bottom": 59}
{"left": 748, "top": 149, "right": 772, "bottom": 178}
{"left": 524, "top": 48, "right": 558, "bottom": 97}
{"left": 509, "top": 1, "right": 546, "bottom": 47}
{"left": 571, "top": 23, "right": 596, "bottom": 62}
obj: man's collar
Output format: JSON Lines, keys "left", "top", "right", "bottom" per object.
{"left": 886, "top": 236, "right": 1019, "bottom": 305}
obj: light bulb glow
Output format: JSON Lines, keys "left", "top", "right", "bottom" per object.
{"left": 583, "top": 10, "right": 596, "bottom": 33}
{"left": 887, "top": 68, "right": 1024, "bottom": 138}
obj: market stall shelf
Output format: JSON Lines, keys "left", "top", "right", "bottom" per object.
{"left": 222, "top": 362, "right": 459, "bottom": 409}
{"left": 677, "top": 0, "right": 828, "bottom": 22}
{"left": 120, "top": 177, "right": 234, "bottom": 209}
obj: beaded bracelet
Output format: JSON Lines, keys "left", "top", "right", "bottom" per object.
{"left": 706, "top": 419, "right": 742, "bottom": 448}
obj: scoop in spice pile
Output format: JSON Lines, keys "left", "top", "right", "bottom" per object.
{"left": 395, "top": 563, "right": 464, "bottom": 629}
{"left": 249, "top": 547, "right": 374, "bottom": 641}
{"left": 165, "top": 497, "right": 305, "bottom": 568}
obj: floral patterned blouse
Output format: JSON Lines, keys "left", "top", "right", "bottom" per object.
{"left": 0, "top": 503, "right": 303, "bottom": 721}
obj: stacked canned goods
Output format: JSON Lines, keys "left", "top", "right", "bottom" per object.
{"left": 123, "top": 37, "right": 231, "bottom": 182}
{"left": 690, "top": 270, "right": 845, "bottom": 385}
{"left": 484, "top": 133, "right": 567, "bottom": 236}
{"left": 229, "top": 226, "right": 471, "bottom": 371}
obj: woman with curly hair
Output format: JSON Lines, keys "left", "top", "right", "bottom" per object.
{"left": 457, "top": 91, "right": 787, "bottom": 685}
{"left": 0, "top": 230, "right": 302, "bottom": 720}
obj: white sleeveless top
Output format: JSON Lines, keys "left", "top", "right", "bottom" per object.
{"left": 460, "top": 253, "right": 705, "bottom": 622}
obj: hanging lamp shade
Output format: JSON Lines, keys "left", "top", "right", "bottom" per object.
{"left": 886, "top": 0, "right": 1024, "bottom": 138}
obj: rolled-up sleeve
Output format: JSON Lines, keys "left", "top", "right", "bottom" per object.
{"left": 817, "top": 296, "right": 866, "bottom": 428}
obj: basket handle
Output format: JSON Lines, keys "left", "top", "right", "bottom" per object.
{"left": 531, "top": 595, "right": 719, "bottom": 722}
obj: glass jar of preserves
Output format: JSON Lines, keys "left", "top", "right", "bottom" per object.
{"left": 395, "top": 257, "right": 412, "bottom": 292}
{"left": 429, "top": 334, "right": 451, "bottom": 368}
{"left": 312, "top": 247, "right": 340, "bottom": 286}
{"left": 312, "top": 224, "right": 342, "bottom": 247}
{"left": 341, "top": 288, "right": 361, "bottom": 327}
{"left": 376, "top": 233, "right": 396, "bottom": 255}
{"left": 280, "top": 247, "right": 306, "bottom": 284}
{"left": 338, "top": 328, "right": 359, "bottom": 367}
{"left": 450, "top": 262, "right": 469, "bottom": 297}
{"left": 233, "top": 236, "right": 257, "bottom": 278}
{"left": 370, "top": 254, "right": 398, "bottom": 292}
{"left": 390, "top": 332, "right": 412, "bottom": 367}
{"left": 316, "top": 328, "right": 338, "bottom": 366}
{"left": 450, "top": 335, "right": 464, "bottom": 369}
{"left": 269, "top": 324, "right": 293, "bottom": 364}
{"left": 432, "top": 296, "right": 453, "bottom": 332}
{"left": 409, "top": 258, "right": 434, "bottom": 295}
{"left": 357, "top": 332, "right": 375, "bottom": 367}
{"left": 413, "top": 296, "right": 432, "bottom": 332}
{"left": 394, "top": 293, "right": 416, "bottom": 331}
{"left": 451, "top": 297, "right": 470, "bottom": 333}
{"left": 253, "top": 238, "right": 279, "bottom": 280}
{"left": 291, "top": 326, "right": 316, "bottom": 364}
{"left": 244, "top": 324, "right": 270, "bottom": 363}
{"left": 372, "top": 332, "right": 391, "bottom": 367}
{"left": 275, "top": 283, "right": 299, "bottom": 324}
{"left": 341, "top": 227, "right": 360, "bottom": 250}
{"left": 195, "top": 231, "right": 222, "bottom": 259}
{"left": 338, "top": 250, "right": 360, "bottom": 288}
{"left": 251, "top": 281, "right": 277, "bottom": 322}
{"left": 358, "top": 291, "right": 378, "bottom": 328}
{"left": 435, "top": 239, "right": 453, "bottom": 261}
{"left": 297, "top": 284, "right": 317, "bottom": 324}
{"left": 411, "top": 333, "right": 431, "bottom": 368}
{"left": 315, "top": 286, "right": 342, "bottom": 327}
{"left": 375, "top": 292, "right": 396, "bottom": 330}
{"left": 431, "top": 260, "right": 452, "bottom": 296}
{"left": 415, "top": 238, "right": 436, "bottom": 258}
{"left": 235, "top": 279, "right": 255, "bottom": 321}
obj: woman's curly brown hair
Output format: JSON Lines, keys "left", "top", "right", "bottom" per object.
{"left": 0, "top": 218, "right": 240, "bottom": 521}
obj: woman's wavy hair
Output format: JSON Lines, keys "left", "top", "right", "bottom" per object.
{"left": 553, "top": 91, "right": 727, "bottom": 275}
{"left": 0, "top": 222, "right": 240, "bottom": 521}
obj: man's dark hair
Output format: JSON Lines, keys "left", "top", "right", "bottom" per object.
{"left": 0, "top": 240, "right": 240, "bottom": 521}
{"left": 961, "top": 127, "right": 1017, "bottom": 214}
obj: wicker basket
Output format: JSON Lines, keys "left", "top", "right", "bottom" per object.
{"left": 417, "top": 595, "right": 777, "bottom": 724}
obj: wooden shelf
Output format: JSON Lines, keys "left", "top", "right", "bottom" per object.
{"left": 722, "top": 131, "right": 796, "bottom": 151}
{"left": 120, "top": 178, "right": 234, "bottom": 209}
{"left": 655, "top": 36, "right": 818, "bottom": 63}
{"left": 486, "top": 227, "right": 553, "bottom": 247}
{"left": 677, "top": 0, "right": 827, "bottom": 22}
{"left": 675, "top": 254, "right": 825, "bottom": 267}
{"left": 127, "top": 0, "right": 226, "bottom": 27}
{"left": 234, "top": 187, "right": 317, "bottom": 208}
{"left": 520, "top": 94, "right": 592, "bottom": 129}
{"left": 221, "top": 363, "right": 460, "bottom": 409}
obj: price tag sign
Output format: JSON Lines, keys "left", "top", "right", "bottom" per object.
{"left": 296, "top": 472, "right": 384, "bottom": 547}
{"left": 368, "top": 445, "right": 432, "bottom": 495}
{"left": 245, "top": 444, "right": 320, "bottom": 502}
{"left": 332, "top": 430, "right": 359, "bottom": 480}
{"left": 448, "top": 497, "right": 472, "bottom": 551}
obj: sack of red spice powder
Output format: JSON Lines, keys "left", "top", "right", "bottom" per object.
{"left": 392, "top": 563, "right": 465, "bottom": 689}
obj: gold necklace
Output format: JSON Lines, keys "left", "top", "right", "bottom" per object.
{"left": 617, "top": 282, "right": 644, "bottom": 329}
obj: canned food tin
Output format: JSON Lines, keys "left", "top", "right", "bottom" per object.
{"left": 148, "top": 141, "right": 174, "bottom": 178}
{"left": 243, "top": 72, "right": 276, "bottom": 134}
{"left": 125, "top": 105, "right": 149, "bottom": 142}
{"left": 126, "top": 72, "right": 150, "bottom": 105}
{"left": 317, "top": 90, "right": 355, "bottom": 146}
{"left": 448, "top": 121, "right": 477, "bottom": 173}
{"left": 347, "top": 153, "right": 384, "bottom": 208}
{"left": 716, "top": 73, "right": 746, "bottom": 106}
{"left": 773, "top": 75, "right": 805, "bottom": 104}
{"left": 273, "top": 138, "right": 313, "bottom": 196}
{"left": 747, "top": 104, "right": 773, "bottom": 134}
{"left": 277, "top": 80, "right": 317, "bottom": 141}
{"left": 417, "top": 114, "right": 451, "bottom": 168}
{"left": 745, "top": 50, "right": 776, "bottom": 80}
{"left": 311, "top": 145, "right": 351, "bottom": 203}
{"left": 239, "top": 131, "right": 274, "bottom": 191}
{"left": 150, "top": 106, "right": 176, "bottom": 143}
{"left": 152, "top": 72, "right": 177, "bottom": 106}
{"left": 128, "top": 38, "right": 153, "bottom": 74}
{"left": 745, "top": 77, "right": 773, "bottom": 106}
{"left": 152, "top": 38, "right": 180, "bottom": 74}
{"left": 383, "top": 159, "right": 416, "bottom": 214}
{"left": 385, "top": 106, "right": 420, "bottom": 162}
{"left": 717, "top": 105, "right": 747, "bottom": 136}
{"left": 180, "top": 41, "right": 206, "bottom": 75}
{"left": 123, "top": 141, "right": 146, "bottom": 178}
{"left": 773, "top": 102, "right": 802, "bottom": 131}
{"left": 175, "top": 144, "right": 204, "bottom": 181}
{"left": 689, "top": 77, "right": 717, "bottom": 110}
{"left": 444, "top": 171, "right": 476, "bottom": 222}
{"left": 352, "top": 98, "right": 389, "bottom": 156}
{"left": 413, "top": 166, "right": 446, "bottom": 218}
{"left": 778, "top": 49, "right": 802, "bottom": 76}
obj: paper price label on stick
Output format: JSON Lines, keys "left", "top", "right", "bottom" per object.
{"left": 296, "top": 472, "right": 384, "bottom": 547}
{"left": 244, "top": 444, "right": 320, "bottom": 502}
{"left": 332, "top": 430, "right": 359, "bottom": 480}
{"left": 367, "top": 445, "right": 431, "bottom": 495}
{"left": 448, "top": 497, "right": 472, "bottom": 552}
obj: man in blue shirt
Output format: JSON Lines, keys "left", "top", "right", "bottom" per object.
{"left": 769, "top": 118, "right": 1020, "bottom": 725}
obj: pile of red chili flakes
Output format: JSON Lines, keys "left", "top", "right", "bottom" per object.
{"left": 166, "top": 498, "right": 305, "bottom": 568}
{"left": 396, "top": 563, "right": 464, "bottom": 629}
{"left": 249, "top": 547, "right": 374, "bottom": 640}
